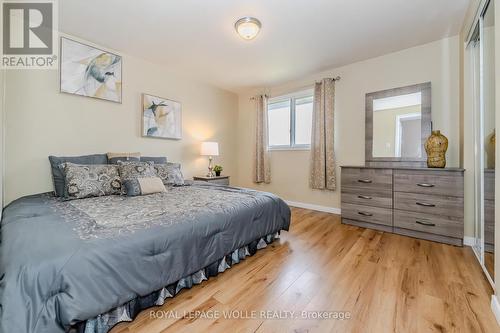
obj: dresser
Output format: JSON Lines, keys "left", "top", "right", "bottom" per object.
{"left": 341, "top": 166, "right": 465, "bottom": 246}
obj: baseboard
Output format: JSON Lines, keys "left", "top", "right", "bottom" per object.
{"left": 285, "top": 200, "right": 341, "bottom": 215}
{"left": 463, "top": 236, "right": 475, "bottom": 247}
{"left": 491, "top": 295, "right": 500, "bottom": 326}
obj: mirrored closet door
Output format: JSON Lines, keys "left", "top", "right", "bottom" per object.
{"left": 482, "top": 0, "right": 495, "bottom": 282}
{"left": 468, "top": 0, "right": 495, "bottom": 285}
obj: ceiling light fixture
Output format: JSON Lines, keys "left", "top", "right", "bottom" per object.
{"left": 235, "top": 17, "right": 261, "bottom": 40}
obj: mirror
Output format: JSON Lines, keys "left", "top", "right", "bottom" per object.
{"left": 372, "top": 92, "right": 422, "bottom": 158}
{"left": 366, "top": 82, "right": 431, "bottom": 165}
{"left": 481, "top": 0, "right": 495, "bottom": 282}
{"left": 467, "top": 0, "right": 495, "bottom": 285}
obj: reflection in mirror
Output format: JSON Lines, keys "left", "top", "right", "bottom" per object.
{"left": 372, "top": 92, "right": 422, "bottom": 158}
{"left": 482, "top": 0, "right": 495, "bottom": 282}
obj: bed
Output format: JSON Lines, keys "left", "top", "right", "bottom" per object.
{"left": 0, "top": 183, "right": 290, "bottom": 333}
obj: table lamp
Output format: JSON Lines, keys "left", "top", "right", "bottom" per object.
{"left": 201, "top": 141, "right": 219, "bottom": 177}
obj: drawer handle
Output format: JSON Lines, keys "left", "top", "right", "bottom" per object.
{"left": 358, "top": 211, "right": 373, "bottom": 217}
{"left": 415, "top": 220, "right": 436, "bottom": 227}
{"left": 358, "top": 179, "right": 372, "bottom": 184}
{"left": 416, "top": 202, "right": 436, "bottom": 207}
{"left": 357, "top": 195, "right": 372, "bottom": 200}
{"left": 417, "top": 183, "right": 435, "bottom": 188}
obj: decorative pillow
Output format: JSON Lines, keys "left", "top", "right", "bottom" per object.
{"left": 153, "top": 163, "right": 185, "bottom": 186}
{"left": 140, "top": 156, "right": 167, "bottom": 164}
{"left": 49, "top": 154, "right": 108, "bottom": 197}
{"left": 60, "top": 163, "right": 122, "bottom": 200}
{"left": 107, "top": 152, "right": 141, "bottom": 164}
{"left": 123, "top": 177, "right": 167, "bottom": 196}
{"left": 117, "top": 161, "right": 157, "bottom": 194}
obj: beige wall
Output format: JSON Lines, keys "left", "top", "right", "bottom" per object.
{"left": 235, "top": 36, "right": 460, "bottom": 214}
{"left": 4, "top": 35, "right": 238, "bottom": 204}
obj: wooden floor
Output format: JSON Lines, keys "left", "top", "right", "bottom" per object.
{"left": 112, "top": 208, "right": 499, "bottom": 333}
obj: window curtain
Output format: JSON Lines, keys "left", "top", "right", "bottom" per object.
{"left": 310, "top": 78, "right": 336, "bottom": 190}
{"left": 254, "top": 95, "right": 271, "bottom": 184}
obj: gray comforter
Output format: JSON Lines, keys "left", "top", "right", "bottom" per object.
{"left": 0, "top": 184, "right": 290, "bottom": 333}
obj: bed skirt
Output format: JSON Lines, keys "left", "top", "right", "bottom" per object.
{"left": 71, "top": 232, "right": 281, "bottom": 333}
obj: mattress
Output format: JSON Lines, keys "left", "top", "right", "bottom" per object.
{"left": 0, "top": 183, "right": 291, "bottom": 333}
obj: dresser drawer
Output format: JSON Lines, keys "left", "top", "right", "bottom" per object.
{"left": 394, "top": 210, "right": 463, "bottom": 238}
{"left": 394, "top": 192, "right": 463, "bottom": 218}
{"left": 342, "top": 203, "right": 392, "bottom": 227}
{"left": 341, "top": 168, "right": 392, "bottom": 191}
{"left": 341, "top": 187, "right": 392, "bottom": 209}
{"left": 209, "top": 178, "right": 230, "bottom": 186}
{"left": 394, "top": 170, "right": 463, "bottom": 197}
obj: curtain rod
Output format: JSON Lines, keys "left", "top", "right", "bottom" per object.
{"left": 320, "top": 76, "right": 341, "bottom": 82}
{"left": 249, "top": 76, "right": 341, "bottom": 100}
{"left": 249, "top": 94, "right": 269, "bottom": 101}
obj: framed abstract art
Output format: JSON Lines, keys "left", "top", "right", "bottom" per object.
{"left": 142, "top": 93, "right": 182, "bottom": 140}
{"left": 60, "top": 37, "right": 122, "bottom": 103}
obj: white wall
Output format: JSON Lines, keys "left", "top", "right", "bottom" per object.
{"left": 4, "top": 35, "right": 238, "bottom": 204}
{"left": 235, "top": 36, "right": 460, "bottom": 214}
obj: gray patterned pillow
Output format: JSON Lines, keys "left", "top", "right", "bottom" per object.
{"left": 153, "top": 163, "right": 185, "bottom": 186}
{"left": 49, "top": 154, "right": 108, "bottom": 197}
{"left": 60, "top": 163, "right": 122, "bottom": 200}
{"left": 117, "top": 161, "right": 157, "bottom": 194}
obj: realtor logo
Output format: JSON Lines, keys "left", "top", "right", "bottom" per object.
{"left": 1, "top": 0, "right": 58, "bottom": 69}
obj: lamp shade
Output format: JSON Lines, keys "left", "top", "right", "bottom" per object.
{"left": 201, "top": 142, "right": 219, "bottom": 156}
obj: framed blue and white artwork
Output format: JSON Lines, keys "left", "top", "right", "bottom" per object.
{"left": 142, "top": 93, "right": 182, "bottom": 140}
{"left": 60, "top": 37, "right": 122, "bottom": 103}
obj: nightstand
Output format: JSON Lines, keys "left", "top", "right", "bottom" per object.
{"left": 193, "top": 175, "right": 230, "bottom": 186}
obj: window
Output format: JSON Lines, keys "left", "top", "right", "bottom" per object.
{"left": 267, "top": 90, "right": 313, "bottom": 149}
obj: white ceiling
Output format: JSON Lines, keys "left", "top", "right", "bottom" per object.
{"left": 60, "top": 0, "right": 470, "bottom": 93}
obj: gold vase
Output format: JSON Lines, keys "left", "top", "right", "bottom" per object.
{"left": 425, "top": 130, "right": 448, "bottom": 168}
{"left": 487, "top": 130, "right": 495, "bottom": 169}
